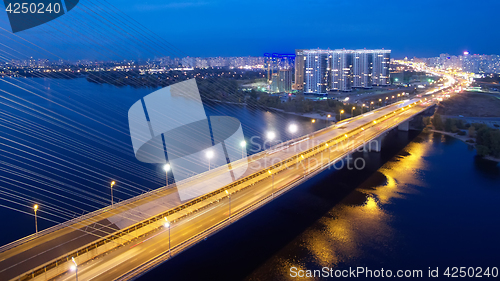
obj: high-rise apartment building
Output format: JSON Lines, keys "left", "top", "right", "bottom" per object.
{"left": 352, "top": 50, "right": 373, "bottom": 88}
{"left": 294, "top": 49, "right": 305, "bottom": 91}
{"left": 296, "top": 49, "right": 390, "bottom": 93}
{"left": 330, "top": 50, "right": 353, "bottom": 91}
{"left": 303, "top": 50, "right": 330, "bottom": 94}
{"left": 372, "top": 50, "right": 390, "bottom": 86}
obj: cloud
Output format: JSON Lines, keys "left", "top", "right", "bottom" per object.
{"left": 134, "top": 1, "right": 210, "bottom": 11}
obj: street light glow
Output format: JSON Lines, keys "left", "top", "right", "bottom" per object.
{"left": 163, "top": 164, "right": 171, "bottom": 172}
{"left": 288, "top": 124, "right": 298, "bottom": 133}
{"left": 240, "top": 140, "right": 246, "bottom": 147}
{"left": 266, "top": 131, "right": 276, "bottom": 140}
{"left": 206, "top": 150, "right": 214, "bottom": 159}
{"left": 111, "top": 181, "right": 115, "bottom": 187}
{"left": 33, "top": 204, "right": 38, "bottom": 211}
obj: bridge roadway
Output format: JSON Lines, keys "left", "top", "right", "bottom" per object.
{"left": 0, "top": 83, "right": 456, "bottom": 281}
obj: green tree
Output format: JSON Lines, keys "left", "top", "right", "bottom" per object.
{"left": 444, "top": 118, "right": 454, "bottom": 132}
{"left": 476, "top": 127, "right": 492, "bottom": 147}
{"left": 489, "top": 130, "right": 500, "bottom": 157}
{"left": 468, "top": 126, "right": 476, "bottom": 137}
{"left": 476, "top": 145, "right": 490, "bottom": 157}
{"left": 432, "top": 113, "right": 444, "bottom": 130}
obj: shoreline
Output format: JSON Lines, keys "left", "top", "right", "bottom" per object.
{"left": 430, "top": 129, "right": 500, "bottom": 163}
{"left": 268, "top": 107, "right": 337, "bottom": 122}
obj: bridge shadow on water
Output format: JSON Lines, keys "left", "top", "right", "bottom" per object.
{"left": 138, "top": 129, "right": 423, "bottom": 281}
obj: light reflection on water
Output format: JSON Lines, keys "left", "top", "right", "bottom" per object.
{"left": 245, "top": 132, "right": 472, "bottom": 281}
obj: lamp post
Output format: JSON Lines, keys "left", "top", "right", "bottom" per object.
{"left": 288, "top": 123, "right": 298, "bottom": 140}
{"left": 206, "top": 150, "right": 214, "bottom": 171}
{"left": 240, "top": 141, "right": 246, "bottom": 159}
{"left": 266, "top": 131, "right": 276, "bottom": 148}
{"left": 397, "top": 93, "right": 401, "bottom": 101}
{"left": 110, "top": 181, "right": 115, "bottom": 206}
{"left": 164, "top": 218, "right": 171, "bottom": 258}
{"left": 370, "top": 101, "right": 374, "bottom": 111}
{"left": 71, "top": 257, "right": 78, "bottom": 281}
{"left": 225, "top": 190, "right": 231, "bottom": 223}
{"left": 362, "top": 104, "right": 365, "bottom": 114}
{"left": 340, "top": 109, "right": 344, "bottom": 121}
{"left": 351, "top": 106, "right": 355, "bottom": 117}
{"left": 33, "top": 204, "right": 38, "bottom": 234}
{"left": 163, "top": 164, "right": 170, "bottom": 188}
{"left": 379, "top": 98, "right": 382, "bottom": 107}
{"left": 391, "top": 95, "right": 395, "bottom": 103}
{"left": 326, "top": 114, "right": 331, "bottom": 127}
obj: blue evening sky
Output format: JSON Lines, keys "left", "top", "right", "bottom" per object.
{"left": 0, "top": 0, "right": 499, "bottom": 60}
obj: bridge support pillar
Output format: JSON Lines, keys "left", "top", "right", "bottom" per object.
{"left": 364, "top": 135, "right": 382, "bottom": 152}
{"left": 398, "top": 121, "right": 409, "bottom": 131}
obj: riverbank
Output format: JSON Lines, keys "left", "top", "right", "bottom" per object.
{"left": 429, "top": 129, "right": 500, "bottom": 163}
{"left": 268, "top": 107, "right": 337, "bottom": 122}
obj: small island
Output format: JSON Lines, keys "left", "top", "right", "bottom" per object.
{"left": 425, "top": 91, "right": 500, "bottom": 161}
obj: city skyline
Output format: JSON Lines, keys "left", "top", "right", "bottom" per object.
{"left": 1, "top": 0, "right": 499, "bottom": 60}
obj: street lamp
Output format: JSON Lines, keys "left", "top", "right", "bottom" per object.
{"left": 370, "top": 101, "right": 374, "bottom": 111}
{"left": 397, "top": 93, "right": 401, "bottom": 101}
{"left": 340, "top": 109, "right": 344, "bottom": 121}
{"left": 164, "top": 217, "right": 171, "bottom": 258}
{"left": 288, "top": 123, "right": 298, "bottom": 140}
{"left": 362, "top": 104, "right": 366, "bottom": 114}
{"left": 240, "top": 141, "right": 246, "bottom": 159}
{"left": 71, "top": 257, "right": 78, "bottom": 281}
{"left": 326, "top": 114, "right": 331, "bottom": 126}
{"left": 163, "top": 164, "right": 170, "bottom": 188}
{"left": 110, "top": 181, "right": 115, "bottom": 206}
{"left": 311, "top": 119, "right": 316, "bottom": 123}
{"left": 351, "top": 106, "right": 355, "bottom": 117}
{"left": 266, "top": 131, "right": 276, "bottom": 141}
{"left": 206, "top": 150, "right": 214, "bottom": 171}
{"left": 379, "top": 98, "right": 382, "bottom": 106}
{"left": 33, "top": 204, "right": 38, "bottom": 234}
